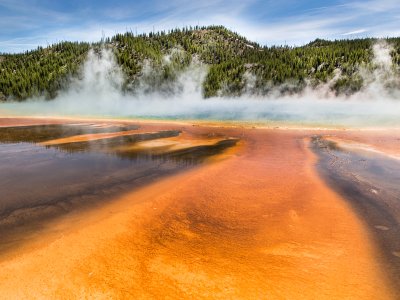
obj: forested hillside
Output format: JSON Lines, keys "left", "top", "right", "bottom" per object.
{"left": 1, "top": 25, "right": 400, "bottom": 101}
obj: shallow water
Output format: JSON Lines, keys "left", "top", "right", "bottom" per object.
{"left": 0, "top": 123, "right": 140, "bottom": 143}
{"left": 312, "top": 136, "right": 400, "bottom": 291}
{"left": 0, "top": 123, "right": 237, "bottom": 254}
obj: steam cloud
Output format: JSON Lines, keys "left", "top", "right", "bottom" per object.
{"left": 2, "top": 42, "right": 400, "bottom": 127}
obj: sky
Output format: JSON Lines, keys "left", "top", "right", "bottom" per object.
{"left": 1, "top": 0, "right": 400, "bottom": 53}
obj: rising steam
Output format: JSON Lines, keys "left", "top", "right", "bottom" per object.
{"left": 2, "top": 41, "right": 400, "bottom": 127}
{"left": 360, "top": 42, "right": 400, "bottom": 99}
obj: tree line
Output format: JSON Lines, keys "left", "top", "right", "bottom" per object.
{"left": 1, "top": 25, "right": 399, "bottom": 101}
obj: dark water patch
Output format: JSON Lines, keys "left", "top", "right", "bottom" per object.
{"left": 311, "top": 136, "right": 400, "bottom": 291}
{"left": 0, "top": 123, "right": 140, "bottom": 144}
{"left": 157, "top": 138, "right": 239, "bottom": 163}
{"left": 0, "top": 125, "right": 238, "bottom": 257}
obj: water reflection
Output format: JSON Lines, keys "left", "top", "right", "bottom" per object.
{"left": 0, "top": 123, "right": 238, "bottom": 254}
{"left": 0, "top": 123, "right": 140, "bottom": 144}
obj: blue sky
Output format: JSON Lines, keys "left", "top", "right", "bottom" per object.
{"left": 1, "top": 0, "right": 400, "bottom": 53}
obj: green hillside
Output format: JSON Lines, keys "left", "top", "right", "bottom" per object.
{"left": 1, "top": 25, "right": 400, "bottom": 101}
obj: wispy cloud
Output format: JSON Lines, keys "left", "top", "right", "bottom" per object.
{"left": 1, "top": 0, "right": 400, "bottom": 53}
{"left": 341, "top": 29, "right": 368, "bottom": 36}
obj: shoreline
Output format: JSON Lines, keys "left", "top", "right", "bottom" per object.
{"left": 3, "top": 113, "right": 400, "bottom": 131}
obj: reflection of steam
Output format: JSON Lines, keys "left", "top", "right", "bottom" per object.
{"left": 2, "top": 43, "right": 400, "bottom": 127}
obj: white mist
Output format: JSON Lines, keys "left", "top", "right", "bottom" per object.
{"left": 1, "top": 42, "right": 400, "bottom": 127}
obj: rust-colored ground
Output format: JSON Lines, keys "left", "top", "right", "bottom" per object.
{"left": 0, "top": 119, "right": 396, "bottom": 299}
